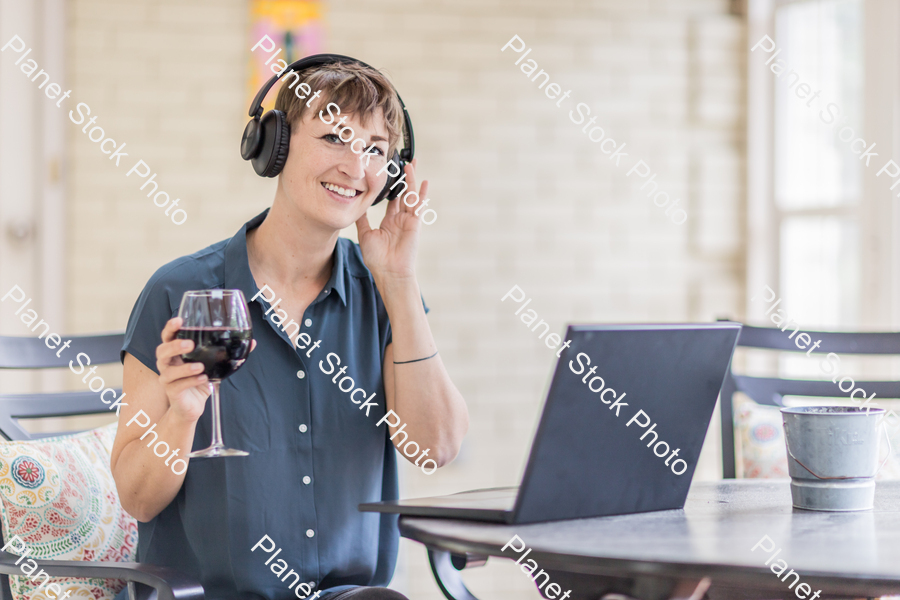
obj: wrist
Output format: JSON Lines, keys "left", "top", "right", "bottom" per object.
{"left": 376, "top": 276, "right": 421, "bottom": 315}
{"left": 166, "top": 403, "right": 201, "bottom": 428}
{"left": 375, "top": 273, "right": 418, "bottom": 296}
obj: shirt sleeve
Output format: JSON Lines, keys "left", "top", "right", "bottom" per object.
{"left": 121, "top": 260, "right": 191, "bottom": 373}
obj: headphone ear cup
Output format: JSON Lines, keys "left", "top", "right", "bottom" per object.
{"left": 374, "top": 151, "right": 404, "bottom": 205}
{"left": 240, "top": 118, "right": 262, "bottom": 160}
{"left": 266, "top": 110, "right": 291, "bottom": 177}
{"left": 251, "top": 110, "right": 291, "bottom": 177}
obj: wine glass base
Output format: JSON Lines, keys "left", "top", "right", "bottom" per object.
{"left": 188, "top": 446, "right": 249, "bottom": 458}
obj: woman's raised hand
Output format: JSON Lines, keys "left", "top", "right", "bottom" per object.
{"left": 356, "top": 159, "right": 428, "bottom": 284}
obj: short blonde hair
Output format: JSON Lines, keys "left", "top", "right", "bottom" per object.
{"left": 274, "top": 61, "right": 404, "bottom": 157}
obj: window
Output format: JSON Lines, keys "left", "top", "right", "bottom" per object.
{"left": 774, "top": 0, "right": 863, "bottom": 330}
{"left": 748, "top": 0, "right": 900, "bottom": 334}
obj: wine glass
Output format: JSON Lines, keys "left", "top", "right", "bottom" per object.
{"left": 176, "top": 289, "right": 253, "bottom": 458}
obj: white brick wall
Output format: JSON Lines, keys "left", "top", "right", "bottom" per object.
{"left": 67, "top": 1, "right": 746, "bottom": 598}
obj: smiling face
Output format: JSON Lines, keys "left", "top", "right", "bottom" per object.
{"left": 269, "top": 61, "right": 404, "bottom": 233}
{"left": 277, "top": 103, "right": 391, "bottom": 231}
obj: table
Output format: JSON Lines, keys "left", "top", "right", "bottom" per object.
{"left": 399, "top": 479, "right": 900, "bottom": 600}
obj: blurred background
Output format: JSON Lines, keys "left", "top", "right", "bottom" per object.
{"left": 1, "top": 0, "right": 900, "bottom": 598}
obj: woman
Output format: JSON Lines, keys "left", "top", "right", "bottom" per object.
{"left": 111, "top": 59, "right": 468, "bottom": 600}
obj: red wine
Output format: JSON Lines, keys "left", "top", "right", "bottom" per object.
{"left": 177, "top": 327, "right": 252, "bottom": 380}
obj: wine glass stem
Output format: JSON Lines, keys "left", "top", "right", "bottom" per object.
{"left": 209, "top": 379, "right": 225, "bottom": 449}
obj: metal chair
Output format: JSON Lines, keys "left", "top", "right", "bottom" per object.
{"left": 0, "top": 333, "right": 203, "bottom": 600}
{"left": 719, "top": 321, "right": 900, "bottom": 479}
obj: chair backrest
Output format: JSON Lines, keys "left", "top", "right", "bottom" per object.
{"left": 0, "top": 333, "right": 127, "bottom": 600}
{"left": 0, "top": 333, "right": 125, "bottom": 441}
{"left": 719, "top": 321, "right": 900, "bottom": 478}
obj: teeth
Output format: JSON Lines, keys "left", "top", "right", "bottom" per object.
{"left": 323, "top": 182, "right": 358, "bottom": 198}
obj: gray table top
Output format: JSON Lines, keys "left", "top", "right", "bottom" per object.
{"left": 399, "top": 479, "right": 900, "bottom": 596}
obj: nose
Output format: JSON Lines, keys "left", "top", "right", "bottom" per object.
{"left": 337, "top": 145, "right": 366, "bottom": 182}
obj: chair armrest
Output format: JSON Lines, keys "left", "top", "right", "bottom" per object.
{"left": 0, "top": 551, "right": 204, "bottom": 600}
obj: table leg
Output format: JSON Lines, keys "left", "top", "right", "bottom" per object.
{"left": 427, "top": 548, "right": 482, "bottom": 600}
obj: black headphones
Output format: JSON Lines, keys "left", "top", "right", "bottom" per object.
{"left": 240, "top": 53, "right": 415, "bottom": 205}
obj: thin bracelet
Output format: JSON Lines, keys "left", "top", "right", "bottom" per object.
{"left": 394, "top": 350, "right": 439, "bottom": 364}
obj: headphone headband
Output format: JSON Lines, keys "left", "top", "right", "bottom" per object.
{"left": 248, "top": 53, "right": 414, "bottom": 162}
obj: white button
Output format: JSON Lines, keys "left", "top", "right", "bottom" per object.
{"left": 303, "top": 476, "right": 311, "bottom": 484}
{"left": 306, "top": 529, "right": 315, "bottom": 538}
{"left": 304, "top": 319, "right": 312, "bottom": 327}
{"left": 296, "top": 370, "right": 306, "bottom": 379}
{"left": 299, "top": 424, "right": 308, "bottom": 433}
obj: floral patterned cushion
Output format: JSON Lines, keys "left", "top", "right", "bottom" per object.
{"left": 0, "top": 423, "right": 138, "bottom": 600}
{"left": 734, "top": 396, "right": 790, "bottom": 479}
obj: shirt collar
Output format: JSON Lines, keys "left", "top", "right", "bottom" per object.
{"left": 223, "top": 208, "right": 349, "bottom": 307}
{"left": 327, "top": 238, "right": 349, "bottom": 306}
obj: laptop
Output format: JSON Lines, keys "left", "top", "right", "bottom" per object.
{"left": 360, "top": 322, "right": 742, "bottom": 524}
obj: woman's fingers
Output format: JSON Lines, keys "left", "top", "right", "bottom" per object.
{"left": 159, "top": 361, "right": 205, "bottom": 386}
{"left": 153, "top": 319, "right": 210, "bottom": 413}
{"left": 355, "top": 210, "right": 373, "bottom": 237}
{"left": 156, "top": 317, "right": 203, "bottom": 386}
{"left": 157, "top": 317, "right": 192, "bottom": 364}
{"left": 417, "top": 180, "right": 429, "bottom": 210}
{"left": 167, "top": 374, "right": 210, "bottom": 398}
{"left": 400, "top": 161, "right": 419, "bottom": 214}
{"left": 157, "top": 337, "right": 191, "bottom": 359}
{"left": 160, "top": 317, "right": 182, "bottom": 343}
{"left": 399, "top": 159, "right": 429, "bottom": 221}
{"left": 385, "top": 188, "right": 401, "bottom": 217}
{"left": 156, "top": 340, "right": 193, "bottom": 379}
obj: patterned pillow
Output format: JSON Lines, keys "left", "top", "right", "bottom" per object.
{"left": 0, "top": 423, "right": 138, "bottom": 600}
{"left": 734, "top": 396, "right": 790, "bottom": 479}
{"left": 734, "top": 397, "right": 900, "bottom": 480}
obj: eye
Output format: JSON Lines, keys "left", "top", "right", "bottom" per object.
{"left": 323, "top": 134, "right": 342, "bottom": 144}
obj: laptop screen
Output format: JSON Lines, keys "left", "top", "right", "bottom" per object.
{"left": 513, "top": 323, "right": 741, "bottom": 523}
